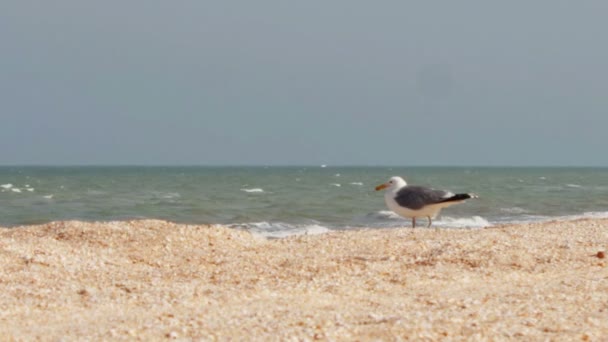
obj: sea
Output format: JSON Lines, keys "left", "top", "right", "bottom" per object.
{"left": 1, "top": 166, "right": 607, "bottom": 238}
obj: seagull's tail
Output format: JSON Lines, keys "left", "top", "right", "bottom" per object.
{"left": 440, "top": 193, "right": 478, "bottom": 203}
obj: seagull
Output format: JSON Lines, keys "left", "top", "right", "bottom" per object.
{"left": 375, "top": 176, "right": 477, "bottom": 228}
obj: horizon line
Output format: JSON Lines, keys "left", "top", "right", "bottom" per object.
{"left": 0, "top": 164, "right": 607, "bottom": 168}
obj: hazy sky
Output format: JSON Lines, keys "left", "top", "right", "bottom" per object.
{"left": 1, "top": 1, "right": 607, "bottom": 166}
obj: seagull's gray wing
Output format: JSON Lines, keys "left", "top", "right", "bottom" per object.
{"left": 393, "top": 186, "right": 452, "bottom": 210}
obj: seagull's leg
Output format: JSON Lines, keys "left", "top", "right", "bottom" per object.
{"left": 427, "top": 216, "right": 432, "bottom": 228}
{"left": 412, "top": 217, "right": 416, "bottom": 228}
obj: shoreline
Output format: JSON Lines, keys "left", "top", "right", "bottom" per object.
{"left": 1, "top": 218, "right": 607, "bottom": 340}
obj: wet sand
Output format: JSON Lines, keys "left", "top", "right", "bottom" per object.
{"left": 0, "top": 219, "right": 607, "bottom": 340}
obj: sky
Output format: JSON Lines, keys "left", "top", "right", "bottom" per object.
{"left": 1, "top": 1, "right": 607, "bottom": 166}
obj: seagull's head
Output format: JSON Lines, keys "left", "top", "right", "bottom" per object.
{"left": 375, "top": 176, "right": 407, "bottom": 191}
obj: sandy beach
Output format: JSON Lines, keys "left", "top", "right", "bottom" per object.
{"left": 0, "top": 219, "right": 606, "bottom": 340}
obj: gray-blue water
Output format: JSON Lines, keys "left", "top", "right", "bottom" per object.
{"left": 1, "top": 166, "right": 607, "bottom": 237}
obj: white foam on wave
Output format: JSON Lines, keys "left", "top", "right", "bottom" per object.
{"left": 500, "top": 207, "right": 530, "bottom": 214}
{"left": 481, "top": 211, "right": 608, "bottom": 226}
{"left": 11, "top": 188, "right": 22, "bottom": 193}
{"left": 1, "top": 184, "right": 13, "bottom": 189}
{"left": 232, "top": 222, "right": 331, "bottom": 239}
{"left": 161, "top": 192, "right": 180, "bottom": 199}
{"left": 330, "top": 183, "right": 341, "bottom": 187}
{"left": 367, "top": 210, "right": 403, "bottom": 221}
{"left": 565, "top": 184, "right": 582, "bottom": 188}
{"left": 241, "top": 188, "right": 264, "bottom": 193}
{"left": 434, "top": 216, "right": 491, "bottom": 228}
{"left": 570, "top": 211, "right": 608, "bottom": 220}
{"left": 44, "top": 194, "right": 54, "bottom": 199}
{"left": 350, "top": 182, "right": 364, "bottom": 186}
{"left": 368, "top": 211, "right": 490, "bottom": 228}
{"left": 504, "top": 211, "right": 608, "bottom": 226}
{"left": 26, "top": 188, "right": 35, "bottom": 192}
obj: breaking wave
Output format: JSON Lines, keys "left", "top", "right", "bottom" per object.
{"left": 434, "top": 216, "right": 491, "bottom": 228}
{"left": 230, "top": 221, "right": 331, "bottom": 239}
{"left": 241, "top": 188, "right": 264, "bottom": 193}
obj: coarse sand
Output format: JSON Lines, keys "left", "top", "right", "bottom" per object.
{"left": 0, "top": 219, "right": 607, "bottom": 340}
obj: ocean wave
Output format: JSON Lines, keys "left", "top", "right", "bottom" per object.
{"left": 230, "top": 221, "right": 331, "bottom": 238}
{"left": 161, "top": 192, "right": 180, "bottom": 199}
{"left": 407, "top": 211, "right": 607, "bottom": 228}
{"left": 488, "top": 211, "right": 608, "bottom": 225}
{"left": 500, "top": 207, "right": 530, "bottom": 214}
{"left": 330, "top": 183, "right": 341, "bottom": 187}
{"left": 434, "top": 216, "right": 491, "bottom": 228}
{"left": 241, "top": 188, "right": 264, "bottom": 193}
{"left": 565, "top": 184, "right": 582, "bottom": 188}
{"left": 366, "top": 210, "right": 402, "bottom": 221}
{"left": 365, "top": 211, "right": 490, "bottom": 228}
{"left": 1, "top": 184, "right": 13, "bottom": 189}
{"left": 350, "top": 182, "right": 364, "bottom": 186}
{"left": 570, "top": 211, "right": 608, "bottom": 220}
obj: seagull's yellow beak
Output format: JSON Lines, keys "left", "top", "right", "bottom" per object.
{"left": 375, "top": 183, "right": 388, "bottom": 191}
